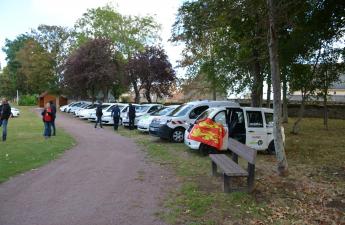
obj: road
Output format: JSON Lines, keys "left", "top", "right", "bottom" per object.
{"left": 0, "top": 112, "right": 172, "bottom": 225}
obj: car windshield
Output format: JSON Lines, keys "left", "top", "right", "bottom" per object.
{"left": 152, "top": 107, "right": 174, "bottom": 116}
{"left": 86, "top": 104, "right": 97, "bottom": 109}
{"left": 136, "top": 106, "right": 150, "bottom": 113}
{"left": 168, "top": 104, "right": 193, "bottom": 117}
{"left": 106, "top": 105, "right": 125, "bottom": 112}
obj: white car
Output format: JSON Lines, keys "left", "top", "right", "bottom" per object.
{"left": 88, "top": 103, "right": 115, "bottom": 122}
{"left": 75, "top": 104, "right": 97, "bottom": 118}
{"left": 137, "top": 105, "right": 179, "bottom": 132}
{"left": 69, "top": 102, "right": 91, "bottom": 114}
{"left": 101, "top": 103, "right": 127, "bottom": 125}
{"left": 11, "top": 107, "right": 20, "bottom": 117}
{"left": 153, "top": 100, "right": 239, "bottom": 143}
{"left": 184, "top": 106, "right": 285, "bottom": 154}
{"left": 60, "top": 102, "right": 75, "bottom": 112}
{"left": 122, "top": 104, "right": 162, "bottom": 127}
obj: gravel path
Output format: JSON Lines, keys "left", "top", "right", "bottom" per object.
{"left": 0, "top": 112, "right": 172, "bottom": 225}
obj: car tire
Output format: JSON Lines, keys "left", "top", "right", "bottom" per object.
{"left": 171, "top": 127, "right": 185, "bottom": 143}
{"left": 267, "top": 141, "right": 275, "bottom": 155}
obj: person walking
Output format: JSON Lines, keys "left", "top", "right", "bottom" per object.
{"left": 0, "top": 98, "right": 12, "bottom": 142}
{"left": 128, "top": 103, "right": 136, "bottom": 130}
{"left": 49, "top": 100, "right": 57, "bottom": 136}
{"left": 95, "top": 102, "right": 103, "bottom": 128}
{"left": 111, "top": 104, "right": 121, "bottom": 131}
{"left": 41, "top": 102, "right": 53, "bottom": 139}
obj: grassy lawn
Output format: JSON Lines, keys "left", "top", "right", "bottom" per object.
{"left": 0, "top": 106, "right": 75, "bottom": 183}
{"left": 117, "top": 118, "right": 345, "bottom": 225}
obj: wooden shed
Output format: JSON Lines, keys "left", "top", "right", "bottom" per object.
{"left": 38, "top": 92, "right": 68, "bottom": 108}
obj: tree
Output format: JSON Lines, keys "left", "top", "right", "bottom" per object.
{"left": 2, "top": 34, "right": 32, "bottom": 96}
{"left": 314, "top": 47, "right": 344, "bottom": 129}
{"left": 74, "top": 5, "right": 161, "bottom": 99}
{"left": 15, "top": 39, "right": 55, "bottom": 94}
{"left": 267, "top": 0, "right": 288, "bottom": 176}
{"left": 63, "top": 38, "right": 122, "bottom": 101}
{"left": 0, "top": 67, "right": 16, "bottom": 97}
{"left": 127, "top": 46, "right": 176, "bottom": 103}
{"left": 31, "top": 25, "right": 74, "bottom": 91}
{"left": 172, "top": 0, "right": 268, "bottom": 107}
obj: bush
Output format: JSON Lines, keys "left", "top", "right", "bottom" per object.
{"left": 19, "top": 95, "right": 37, "bottom": 106}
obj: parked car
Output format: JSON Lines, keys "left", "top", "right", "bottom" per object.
{"left": 88, "top": 103, "right": 115, "bottom": 122}
{"left": 101, "top": 103, "right": 127, "bottom": 125}
{"left": 184, "top": 106, "right": 285, "bottom": 154}
{"left": 11, "top": 107, "right": 20, "bottom": 117}
{"left": 69, "top": 101, "right": 91, "bottom": 114}
{"left": 137, "top": 105, "right": 179, "bottom": 132}
{"left": 122, "top": 104, "right": 162, "bottom": 127}
{"left": 60, "top": 102, "right": 75, "bottom": 112}
{"left": 75, "top": 104, "right": 97, "bottom": 118}
{"left": 150, "top": 100, "right": 239, "bottom": 143}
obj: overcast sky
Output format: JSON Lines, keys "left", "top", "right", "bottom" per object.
{"left": 0, "top": 0, "right": 184, "bottom": 75}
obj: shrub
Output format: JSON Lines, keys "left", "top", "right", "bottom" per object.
{"left": 19, "top": 95, "right": 37, "bottom": 106}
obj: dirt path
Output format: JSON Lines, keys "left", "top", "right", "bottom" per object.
{"left": 0, "top": 112, "right": 172, "bottom": 225}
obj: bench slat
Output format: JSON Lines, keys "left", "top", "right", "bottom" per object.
{"left": 210, "top": 154, "right": 248, "bottom": 176}
{"left": 228, "top": 138, "right": 257, "bottom": 164}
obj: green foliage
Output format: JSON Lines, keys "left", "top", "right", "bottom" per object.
{"left": 18, "top": 95, "right": 37, "bottom": 106}
{"left": 74, "top": 5, "right": 161, "bottom": 57}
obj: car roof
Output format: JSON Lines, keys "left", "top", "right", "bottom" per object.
{"left": 185, "top": 100, "right": 239, "bottom": 107}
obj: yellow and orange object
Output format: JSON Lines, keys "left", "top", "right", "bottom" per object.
{"left": 188, "top": 118, "right": 226, "bottom": 150}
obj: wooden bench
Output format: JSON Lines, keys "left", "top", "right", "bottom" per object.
{"left": 210, "top": 138, "right": 257, "bottom": 192}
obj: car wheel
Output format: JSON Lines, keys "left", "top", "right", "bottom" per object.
{"left": 171, "top": 128, "right": 185, "bottom": 143}
{"left": 267, "top": 141, "right": 275, "bottom": 155}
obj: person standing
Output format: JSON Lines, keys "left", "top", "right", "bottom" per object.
{"left": 0, "top": 98, "right": 12, "bottom": 142}
{"left": 49, "top": 100, "right": 57, "bottom": 136}
{"left": 95, "top": 102, "right": 103, "bottom": 128}
{"left": 41, "top": 102, "right": 53, "bottom": 139}
{"left": 128, "top": 103, "right": 136, "bottom": 130}
{"left": 111, "top": 104, "right": 121, "bottom": 131}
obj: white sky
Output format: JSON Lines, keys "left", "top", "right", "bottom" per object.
{"left": 0, "top": 0, "right": 185, "bottom": 75}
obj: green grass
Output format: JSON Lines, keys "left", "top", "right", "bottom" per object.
{"left": 117, "top": 118, "right": 345, "bottom": 224}
{"left": 0, "top": 106, "right": 75, "bottom": 183}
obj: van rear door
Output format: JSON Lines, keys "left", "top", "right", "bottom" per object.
{"left": 244, "top": 110, "right": 267, "bottom": 150}
{"left": 213, "top": 110, "right": 228, "bottom": 150}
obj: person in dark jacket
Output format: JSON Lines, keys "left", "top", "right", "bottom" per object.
{"left": 128, "top": 103, "right": 136, "bottom": 130}
{"left": 111, "top": 104, "right": 121, "bottom": 131}
{"left": 0, "top": 98, "right": 12, "bottom": 141}
{"left": 95, "top": 102, "right": 103, "bottom": 128}
{"left": 41, "top": 102, "right": 53, "bottom": 139}
{"left": 49, "top": 100, "right": 57, "bottom": 136}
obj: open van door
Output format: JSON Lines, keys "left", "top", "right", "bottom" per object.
{"left": 244, "top": 109, "right": 267, "bottom": 150}
{"left": 212, "top": 110, "right": 228, "bottom": 150}
{"left": 226, "top": 108, "right": 246, "bottom": 144}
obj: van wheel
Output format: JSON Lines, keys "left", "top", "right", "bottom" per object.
{"left": 267, "top": 141, "right": 275, "bottom": 155}
{"left": 171, "top": 128, "right": 185, "bottom": 143}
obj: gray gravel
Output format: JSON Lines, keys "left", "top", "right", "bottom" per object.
{"left": 0, "top": 112, "right": 173, "bottom": 225}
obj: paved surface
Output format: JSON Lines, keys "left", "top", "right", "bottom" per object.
{"left": 0, "top": 112, "right": 172, "bottom": 225}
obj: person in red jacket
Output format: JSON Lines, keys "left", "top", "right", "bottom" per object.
{"left": 41, "top": 102, "right": 53, "bottom": 139}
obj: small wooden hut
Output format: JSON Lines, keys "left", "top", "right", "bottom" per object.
{"left": 38, "top": 92, "right": 68, "bottom": 108}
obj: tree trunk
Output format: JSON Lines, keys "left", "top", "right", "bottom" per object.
{"left": 212, "top": 88, "right": 217, "bottom": 100}
{"left": 323, "top": 91, "right": 328, "bottom": 130}
{"left": 132, "top": 81, "right": 140, "bottom": 103}
{"left": 267, "top": 0, "right": 289, "bottom": 176}
{"left": 291, "top": 95, "right": 305, "bottom": 135}
{"left": 145, "top": 90, "right": 152, "bottom": 103}
{"left": 282, "top": 73, "right": 289, "bottom": 123}
{"left": 266, "top": 74, "right": 272, "bottom": 108}
{"left": 251, "top": 57, "right": 263, "bottom": 107}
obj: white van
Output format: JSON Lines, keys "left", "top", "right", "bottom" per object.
{"left": 184, "top": 106, "right": 285, "bottom": 154}
{"left": 155, "top": 100, "right": 239, "bottom": 143}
